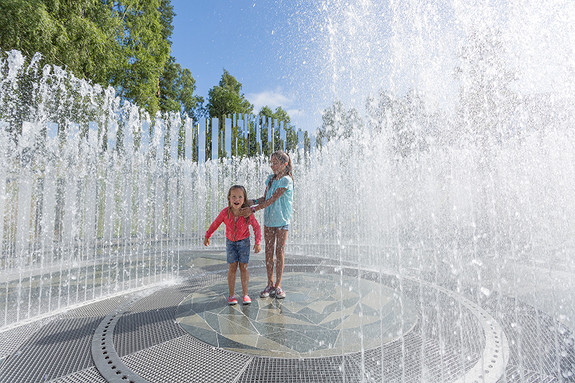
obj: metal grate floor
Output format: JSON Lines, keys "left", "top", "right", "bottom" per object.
{"left": 0, "top": 251, "right": 573, "bottom": 383}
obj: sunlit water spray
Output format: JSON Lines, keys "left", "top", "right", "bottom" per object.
{"left": 1, "top": 0, "right": 575, "bottom": 381}
{"left": 287, "top": 0, "right": 575, "bottom": 381}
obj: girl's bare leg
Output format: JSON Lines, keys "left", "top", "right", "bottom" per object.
{"left": 274, "top": 229, "right": 288, "bottom": 289}
{"left": 228, "top": 262, "right": 238, "bottom": 296}
{"left": 264, "top": 226, "right": 276, "bottom": 287}
{"left": 239, "top": 262, "right": 249, "bottom": 296}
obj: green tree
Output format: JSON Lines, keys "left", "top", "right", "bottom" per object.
{"left": 0, "top": 0, "right": 171, "bottom": 117}
{"left": 317, "top": 101, "right": 362, "bottom": 147}
{"left": 207, "top": 69, "right": 253, "bottom": 117}
{"left": 159, "top": 56, "right": 203, "bottom": 119}
{"left": 158, "top": 56, "right": 180, "bottom": 114}
{"left": 206, "top": 69, "right": 253, "bottom": 157}
{"left": 259, "top": 105, "right": 291, "bottom": 124}
{"left": 112, "top": 0, "right": 170, "bottom": 116}
{"left": 258, "top": 106, "right": 295, "bottom": 154}
{"left": 0, "top": 0, "right": 121, "bottom": 85}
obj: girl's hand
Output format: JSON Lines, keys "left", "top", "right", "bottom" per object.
{"left": 254, "top": 244, "right": 261, "bottom": 253}
{"left": 238, "top": 207, "right": 252, "bottom": 217}
{"left": 203, "top": 237, "right": 210, "bottom": 246}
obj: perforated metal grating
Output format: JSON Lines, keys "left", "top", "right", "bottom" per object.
{"left": 114, "top": 288, "right": 191, "bottom": 357}
{"left": 0, "top": 317, "right": 103, "bottom": 382}
{"left": 0, "top": 318, "right": 55, "bottom": 362}
{"left": 0, "top": 295, "right": 133, "bottom": 383}
{"left": 48, "top": 367, "right": 108, "bottom": 383}
{"left": 123, "top": 335, "right": 252, "bottom": 383}
{"left": 0, "top": 253, "right": 573, "bottom": 383}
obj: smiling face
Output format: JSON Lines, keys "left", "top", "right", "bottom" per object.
{"left": 228, "top": 187, "right": 246, "bottom": 212}
{"left": 270, "top": 155, "right": 287, "bottom": 175}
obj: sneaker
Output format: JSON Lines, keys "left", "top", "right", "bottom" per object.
{"left": 228, "top": 296, "right": 238, "bottom": 305}
{"left": 275, "top": 287, "right": 286, "bottom": 299}
{"left": 243, "top": 295, "right": 252, "bottom": 305}
{"left": 260, "top": 285, "right": 275, "bottom": 298}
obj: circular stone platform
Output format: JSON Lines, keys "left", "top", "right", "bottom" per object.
{"left": 176, "top": 272, "right": 418, "bottom": 358}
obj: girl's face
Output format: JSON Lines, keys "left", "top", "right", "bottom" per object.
{"left": 229, "top": 188, "right": 245, "bottom": 210}
{"left": 270, "top": 156, "right": 287, "bottom": 175}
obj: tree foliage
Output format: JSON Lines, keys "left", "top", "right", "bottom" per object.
{"left": 111, "top": 0, "right": 170, "bottom": 115}
{"left": 0, "top": 0, "right": 190, "bottom": 117}
{"left": 206, "top": 70, "right": 253, "bottom": 157}
{"left": 317, "top": 101, "right": 362, "bottom": 147}
{"left": 159, "top": 56, "right": 204, "bottom": 119}
{"left": 0, "top": 0, "right": 121, "bottom": 85}
{"left": 206, "top": 69, "right": 253, "bottom": 118}
{"left": 258, "top": 106, "right": 291, "bottom": 124}
{"left": 258, "top": 106, "right": 297, "bottom": 153}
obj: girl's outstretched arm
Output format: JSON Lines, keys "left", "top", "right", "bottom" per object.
{"left": 246, "top": 190, "right": 267, "bottom": 207}
{"left": 239, "top": 188, "right": 268, "bottom": 216}
{"left": 252, "top": 187, "right": 286, "bottom": 212}
{"left": 204, "top": 209, "right": 226, "bottom": 241}
{"left": 239, "top": 188, "right": 286, "bottom": 216}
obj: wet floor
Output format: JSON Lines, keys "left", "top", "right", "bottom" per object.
{"left": 176, "top": 270, "right": 418, "bottom": 358}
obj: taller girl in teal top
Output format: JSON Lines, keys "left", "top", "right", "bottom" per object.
{"left": 240, "top": 150, "right": 293, "bottom": 300}
{"left": 263, "top": 172, "right": 293, "bottom": 227}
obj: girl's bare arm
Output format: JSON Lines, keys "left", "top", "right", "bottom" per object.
{"left": 239, "top": 187, "right": 285, "bottom": 216}
{"left": 247, "top": 190, "right": 267, "bottom": 206}
{"left": 252, "top": 188, "right": 286, "bottom": 212}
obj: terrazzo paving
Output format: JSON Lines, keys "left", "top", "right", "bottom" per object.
{"left": 176, "top": 272, "right": 419, "bottom": 358}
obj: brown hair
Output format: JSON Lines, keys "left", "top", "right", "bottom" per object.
{"left": 268, "top": 150, "right": 294, "bottom": 190}
{"left": 227, "top": 185, "right": 250, "bottom": 222}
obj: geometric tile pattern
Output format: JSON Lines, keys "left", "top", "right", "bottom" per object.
{"left": 176, "top": 272, "right": 418, "bottom": 358}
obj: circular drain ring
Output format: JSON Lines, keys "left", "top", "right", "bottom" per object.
{"left": 422, "top": 280, "right": 509, "bottom": 383}
{"left": 91, "top": 296, "right": 150, "bottom": 383}
{"left": 90, "top": 264, "right": 509, "bottom": 382}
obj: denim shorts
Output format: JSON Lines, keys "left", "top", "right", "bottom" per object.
{"left": 226, "top": 237, "right": 250, "bottom": 264}
{"left": 274, "top": 224, "right": 290, "bottom": 231}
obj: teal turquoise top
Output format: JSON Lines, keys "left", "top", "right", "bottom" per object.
{"left": 263, "top": 174, "right": 293, "bottom": 227}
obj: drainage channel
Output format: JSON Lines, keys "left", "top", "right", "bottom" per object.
{"left": 91, "top": 296, "right": 150, "bottom": 383}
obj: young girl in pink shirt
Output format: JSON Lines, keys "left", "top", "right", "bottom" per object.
{"left": 204, "top": 185, "right": 261, "bottom": 305}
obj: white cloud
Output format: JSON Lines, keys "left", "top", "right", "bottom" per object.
{"left": 246, "top": 89, "right": 320, "bottom": 133}
{"left": 246, "top": 89, "right": 292, "bottom": 112}
{"left": 287, "top": 108, "right": 305, "bottom": 118}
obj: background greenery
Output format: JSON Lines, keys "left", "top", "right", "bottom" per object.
{"left": 0, "top": 0, "right": 292, "bottom": 127}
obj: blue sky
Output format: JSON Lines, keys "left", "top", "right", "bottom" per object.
{"left": 170, "top": 1, "right": 326, "bottom": 133}
{"left": 169, "top": 1, "right": 575, "bottom": 135}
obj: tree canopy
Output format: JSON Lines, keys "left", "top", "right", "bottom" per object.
{"left": 206, "top": 69, "right": 254, "bottom": 118}
{"left": 258, "top": 106, "right": 290, "bottom": 124}
{"left": 0, "top": 0, "right": 122, "bottom": 85}
{"left": 0, "top": 0, "right": 297, "bottom": 151}
{"left": 318, "top": 101, "right": 362, "bottom": 146}
{"left": 0, "top": 0, "right": 198, "bottom": 117}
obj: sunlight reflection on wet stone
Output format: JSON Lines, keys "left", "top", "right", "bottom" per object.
{"left": 176, "top": 272, "right": 418, "bottom": 358}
